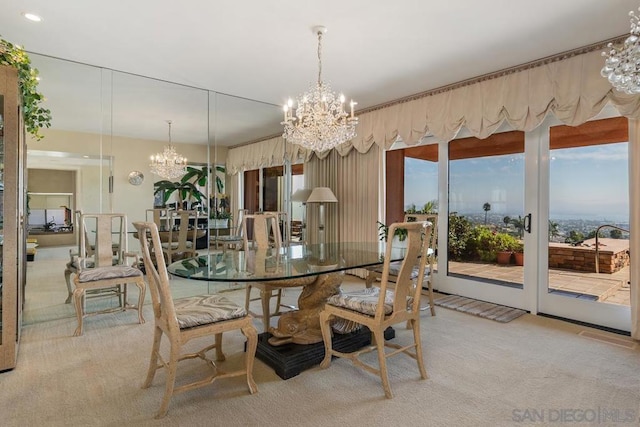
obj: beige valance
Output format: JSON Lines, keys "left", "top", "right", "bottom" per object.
{"left": 228, "top": 48, "right": 640, "bottom": 173}
{"left": 226, "top": 136, "right": 311, "bottom": 175}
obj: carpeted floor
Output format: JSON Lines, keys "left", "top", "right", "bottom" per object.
{"left": 4, "top": 247, "right": 639, "bottom": 426}
{"left": 434, "top": 295, "right": 527, "bottom": 323}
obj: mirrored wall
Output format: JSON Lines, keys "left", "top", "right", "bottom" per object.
{"left": 23, "top": 52, "right": 282, "bottom": 324}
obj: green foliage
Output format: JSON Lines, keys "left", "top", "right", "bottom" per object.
{"left": 510, "top": 215, "right": 525, "bottom": 238}
{"left": 376, "top": 221, "right": 408, "bottom": 242}
{"left": 448, "top": 213, "right": 521, "bottom": 262}
{"left": 405, "top": 199, "right": 438, "bottom": 215}
{"left": 213, "top": 165, "right": 226, "bottom": 194}
{"left": 610, "top": 229, "right": 623, "bottom": 239}
{"left": 210, "top": 210, "right": 232, "bottom": 220}
{"left": 422, "top": 199, "right": 438, "bottom": 214}
{"left": 565, "top": 230, "right": 585, "bottom": 245}
{"left": 0, "top": 37, "right": 52, "bottom": 140}
{"left": 154, "top": 166, "right": 209, "bottom": 205}
{"left": 448, "top": 213, "right": 475, "bottom": 261}
{"left": 586, "top": 229, "right": 606, "bottom": 240}
{"left": 548, "top": 220, "right": 560, "bottom": 241}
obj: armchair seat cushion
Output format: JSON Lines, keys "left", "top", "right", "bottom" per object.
{"left": 327, "top": 287, "right": 394, "bottom": 316}
{"left": 174, "top": 295, "right": 247, "bottom": 329}
{"left": 77, "top": 265, "right": 142, "bottom": 283}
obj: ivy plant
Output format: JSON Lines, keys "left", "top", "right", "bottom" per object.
{"left": 0, "top": 37, "right": 52, "bottom": 140}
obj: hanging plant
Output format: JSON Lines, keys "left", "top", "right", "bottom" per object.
{"left": 0, "top": 37, "right": 52, "bottom": 140}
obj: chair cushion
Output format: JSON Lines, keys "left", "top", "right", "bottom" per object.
{"left": 214, "top": 235, "right": 242, "bottom": 242}
{"left": 327, "top": 287, "right": 394, "bottom": 316}
{"left": 174, "top": 295, "right": 247, "bottom": 329}
{"left": 77, "top": 265, "right": 142, "bottom": 283}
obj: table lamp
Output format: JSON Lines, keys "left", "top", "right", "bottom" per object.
{"left": 306, "top": 187, "right": 338, "bottom": 246}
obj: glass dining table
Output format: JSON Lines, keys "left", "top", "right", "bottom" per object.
{"left": 167, "top": 242, "right": 407, "bottom": 342}
{"left": 167, "top": 241, "right": 408, "bottom": 379}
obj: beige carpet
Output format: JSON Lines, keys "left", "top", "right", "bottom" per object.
{"left": 434, "top": 295, "right": 527, "bottom": 323}
{"left": 5, "top": 247, "right": 639, "bottom": 426}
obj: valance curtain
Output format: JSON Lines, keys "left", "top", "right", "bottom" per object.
{"left": 227, "top": 48, "right": 640, "bottom": 173}
{"left": 226, "top": 136, "right": 311, "bottom": 175}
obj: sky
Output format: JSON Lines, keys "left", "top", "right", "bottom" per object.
{"left": 404, "top": 142, "right": 629, "bottom": 223}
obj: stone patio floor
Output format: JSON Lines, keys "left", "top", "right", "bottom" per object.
{"left": 447, "top": 261, "right": 630, "bottom": 306}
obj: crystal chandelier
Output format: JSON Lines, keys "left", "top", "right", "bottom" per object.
{"left": 149, "top": 120, "right": 187, "bottom": 180}
{"left": 282, "top": 26, "right": 358, "bottom": 152}
{"left": 602, "top": 7, "right": 640, "bottom": 94}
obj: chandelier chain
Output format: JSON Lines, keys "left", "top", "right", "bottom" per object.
{"left": 317, "top": 30, "right": 323, "bottom": 86}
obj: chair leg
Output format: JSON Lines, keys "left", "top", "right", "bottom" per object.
{"left": 214, "top": 332, "right": 226, "bottom": 362}
{"left": 135, "top": 279, "right": 146, "bottom": 324}
{"left": 72, "top": 288, "right": 85, "bottom": 336}
{"left": 373, "top": 328, "right": 393, "bottom": 398}
{"left": 319, "top": 310, "right": 333, "bottom": 368}
{"left": 411, "top": 318, "right": 428, "bottom": 380}
{"left": 143, "top": 327, "right": 163, "bottom": 389}
{"left": 64, "top": 268, "right": 73, "bottom": 304}
{"left": 260, "top": 289, "right": 271, "bottom": 332}
{"left": 241, "top": 323, "right": 258, "bottom": 394}
{"left": 427, "top": 279, "right": 436, "bottom": 316}
{"left": 244, "top": 284, "right": 252, "bottom": 313}
{"left": 156, "top": 342, "right": 180, "bottom": 419}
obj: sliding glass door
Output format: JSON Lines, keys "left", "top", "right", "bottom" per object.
{"left": 536, "top": 116, "right": 631, "bottom": 331}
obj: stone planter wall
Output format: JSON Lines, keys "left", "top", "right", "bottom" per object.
{"left": 548, "top": 238, "right": 630, "bottom": 274}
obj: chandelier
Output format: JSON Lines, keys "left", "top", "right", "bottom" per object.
{"left": 149, "top": 120, "right": 187, "bottom": 180}
{"left": 282, "top": 26, "right": 358, "bottom": 152}
{"left": 602, "top": 7, "right": 640, "bottom": 94}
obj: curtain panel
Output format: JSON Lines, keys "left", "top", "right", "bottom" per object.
{"left": 305, "top": 148, "right": 381, "bottom": 279}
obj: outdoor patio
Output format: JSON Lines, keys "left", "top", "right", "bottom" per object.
{"left": 447, "top": 261, "right": 631, "bottom": 306}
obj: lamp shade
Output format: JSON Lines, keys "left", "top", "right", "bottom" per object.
{"left": 291, "top": 188, "right": 313, "bottom": 203}
{"left": 307, "top": 187, "right": 338, "bottom": 203}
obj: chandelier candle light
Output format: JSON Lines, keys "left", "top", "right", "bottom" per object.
{"left": 149, "top": 120, "right": 187, "bottom": 180}
{"left": 282, "top": 26, "right": 358, "bottom": 152}
{"left": 602, "top": 7, "right": 640, "bottom": 94}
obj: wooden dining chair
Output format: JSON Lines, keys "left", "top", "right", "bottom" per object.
{"left": 134, "top": 221, "right": 258, "bottom": 419}
{"left": 210, "top": 208, "right": 247, "bottom": 251}
{"left": 365, "top": 214, "right": 438, "bottom": 316}
{"left": 242, "top": 213, "right": 297, "bottom": 332}
{"left": 319, "top": 221, "right": 432, "bottom": 399}
{"left": 71, "top": 213, "right": 146, "bottom": 336}
{"left": 162, "top": 209, "right": 199, "bottom": 264}
{"left": 146, "top": 207, "right": 173, "bottom": 231}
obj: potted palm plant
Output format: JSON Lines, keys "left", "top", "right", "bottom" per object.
{"left": 153, "top": 166, "right": 208, "bottom": 210}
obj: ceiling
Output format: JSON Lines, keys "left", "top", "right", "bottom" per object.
{"left": 0, "top": 1, "right": 636, "bottom": 147}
